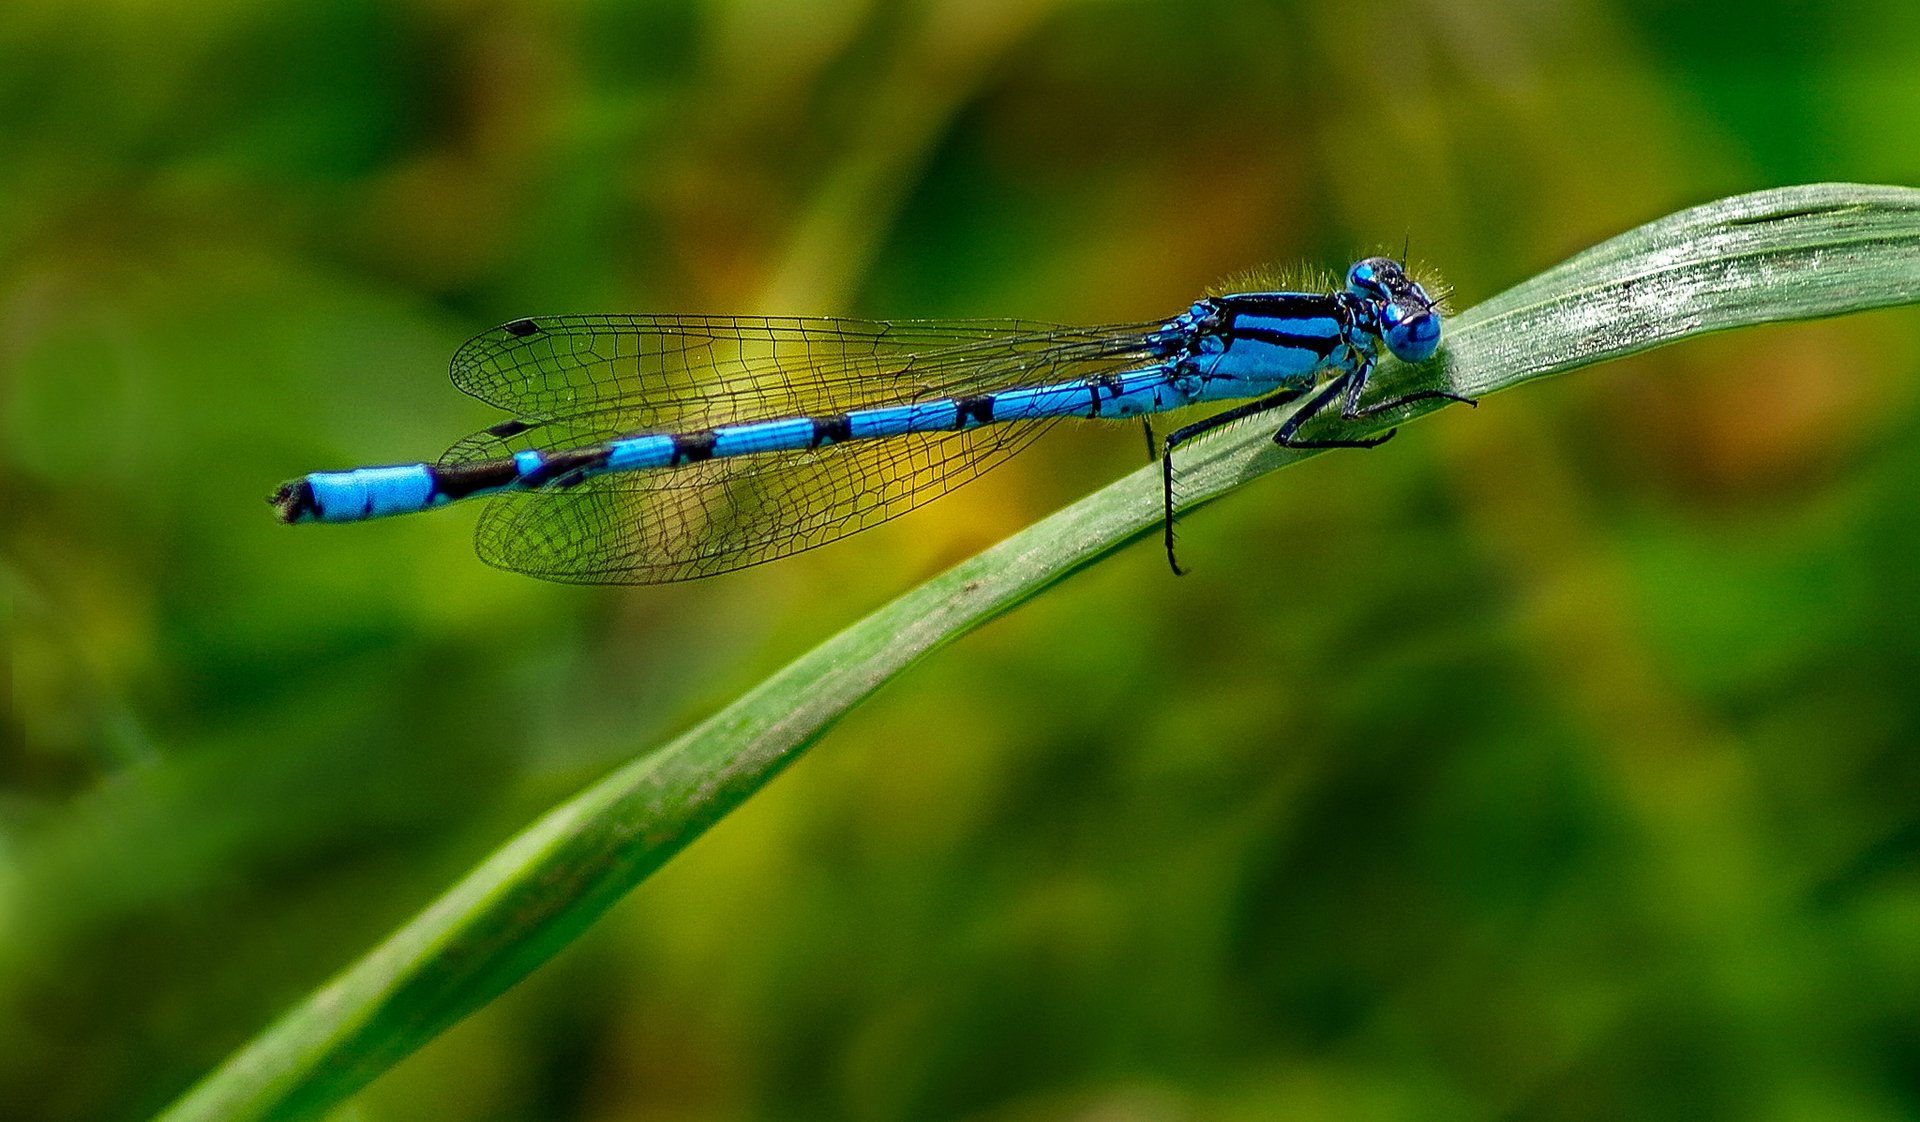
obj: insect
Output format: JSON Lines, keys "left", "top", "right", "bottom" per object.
{"left": 272, "top": 257, "right": 1471, "bottom": 583}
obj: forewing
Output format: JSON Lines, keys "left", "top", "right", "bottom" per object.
{"left": 441, "top": 316, "right": 1166, "bottom": 467}
{"left": 449, "top": 314, "right": 1070, "bottom": 426}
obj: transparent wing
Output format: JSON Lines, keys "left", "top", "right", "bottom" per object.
{"left": 442, "top": 317, "right": 1170, "bottom": 465}
{"left": 448, "top": 314, "right": 1111, "bottom": 433}
{"left": 473, "top": 421, "right": 1061, "bottom": 584}
{"left": 449, "top": 315, "right": 1177, "bottom": 584}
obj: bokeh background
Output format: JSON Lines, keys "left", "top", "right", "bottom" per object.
{"left": 7, "top": 1, "right": 1920, "bottom": 1119}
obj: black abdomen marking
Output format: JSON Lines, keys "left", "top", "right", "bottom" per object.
{"left": 811, "top": 415, "right": 853, "bottom": 446}
{"left": 672, "top": 431, "right": 717, "bottom": 464}
{"left": 955, "top": 396, "right": 995, "bottom": 428}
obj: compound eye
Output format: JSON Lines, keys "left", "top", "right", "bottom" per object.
{"left": 1347, "top": 258, "right": 1390, "bottom": 299}
{"left": 1385, "top": 309, "right": 1441, "bottom": 363}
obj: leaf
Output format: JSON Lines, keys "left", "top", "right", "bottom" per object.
{"left": 155, "top": 183, "right": 1920, "bottom": 1122}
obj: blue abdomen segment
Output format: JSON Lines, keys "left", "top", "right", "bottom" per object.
{"left": 604, "top": 433, "right": 677, "bottom": 471}
{"left": 981, "top": 366, "right": 1188, "bottom": 423}
{"left": 847, "top": 400, "right": 963, "bottom": 440}
{"left": 711, "top": 417, "right": 818, "bottom": 458}
{"left": 284, "top": 464, "right": 442, "bottom": 522}
{"left": 273, "top": 458, "right": 523, "bottom": 523}
{"left": 981, "top": 382, "right": 1088, "bottom": 421}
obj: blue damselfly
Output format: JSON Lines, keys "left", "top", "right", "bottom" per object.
{"left": 273, "top": 258, "right": 1469, "bottom": 583}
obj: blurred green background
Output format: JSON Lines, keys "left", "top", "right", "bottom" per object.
{"left": 6, "top": 1, "right": 1920, "bottom": 1119}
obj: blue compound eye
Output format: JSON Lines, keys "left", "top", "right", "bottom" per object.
{"left": 1347, "top": 257, "right": 1391, "bottom": 299}
{"left": 1385, "top": 307, "right": 1441, "bottom": 363}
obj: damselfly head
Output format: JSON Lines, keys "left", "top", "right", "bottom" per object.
{"left": 1347, "top": 256, "right": 1442, "bottom": 363}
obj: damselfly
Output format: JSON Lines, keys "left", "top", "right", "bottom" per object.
{"left": 272, "top": 257, "right": 1471, "bottom": 583}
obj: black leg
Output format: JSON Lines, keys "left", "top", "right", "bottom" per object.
{"left": 1272, "top": 373, "right": 1397, "bottom": 449}
{"left": 1142, "top": 417, "right": 1157, "bottom": 462}
{"left": 1155, "top": 372, "right": 1476, "bottom": 575}
{"left": 1160, "top": 386, "right": 1306, "bottom": 575}
{"left": 1278, "top": 370, "right": 1477, "bottom": 449}
{"left": 1161, "top": 452, "right": 1181, "bottom": 575}
{"left": 1344, "top": 387, "right": 1477, "bottom": 421}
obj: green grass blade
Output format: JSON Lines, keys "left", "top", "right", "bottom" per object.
{"left": 156, "top": 182, "right": 1920, "bottom": 1122}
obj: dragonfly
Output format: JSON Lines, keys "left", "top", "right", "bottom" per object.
{"left": 271, "top": 257, "right": 1471, "bottom": 584}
